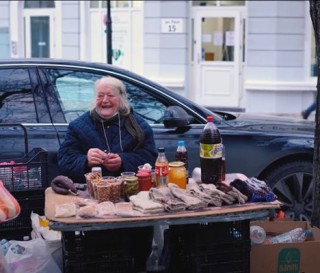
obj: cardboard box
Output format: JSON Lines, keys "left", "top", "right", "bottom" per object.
{"left": 250, "top": 220, "right": 320, "bottom": 273}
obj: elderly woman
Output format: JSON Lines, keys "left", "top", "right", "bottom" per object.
{"left": 57, "top": 76, "right": 158, "bottom": 183}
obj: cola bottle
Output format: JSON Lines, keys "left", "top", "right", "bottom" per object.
{"left": 175, "top": 140, "right": 188, "bottom": 176}
{"left": 155, "top": 147, "right": 169, "bottom": 187}
{"left": 200, "top": 116, "right": 223, "bottom": 184}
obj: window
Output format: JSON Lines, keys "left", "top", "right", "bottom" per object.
{"left": 192, "top": 1, "right": 245, "bottom": 6}
{"left": 0, "top": 69, "right": 37, "bottom": 123}
{"left": 47, "top": 68, "right": 167, "bottom": 124}
{"left": 125, "top": 83, "right": 166, "bottom": 124}
{"left": 48, "top": 69, "right": 100, "bottom": 123}
{"left": 90, "top": 1, "right": 142, "bottom": 9}
{"left": 24, "top": 0, "right": 55, "bottom": 8}
{"left": 311, "top": 29, "right": 317, "bottom": 77}
{"left": 0, "top": 28, "right": 9, "bottom": 58}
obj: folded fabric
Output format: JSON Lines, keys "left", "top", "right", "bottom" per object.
{"left": 129, "top": 191, "right": 164, "bottom": 214}
{"left": 198, "top": 183, "right": 234, "bottom": 205}
{"left": 217, "top": 182, "right": 248, "bottom": 204}
{"left": 188, "top": 184, "right": 222, "bottom": 207}
{"left": 230, "top": 177, "right": 277, "bottom": 202}
{"left": 168, "top": 184, "right": 207, "bottom": 210}
{"left": 149, "top": 187, "right": 187, "bottom": 212}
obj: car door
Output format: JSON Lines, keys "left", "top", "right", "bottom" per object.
{"left": 0, "top": 66, "right": 63, "bottom": 183}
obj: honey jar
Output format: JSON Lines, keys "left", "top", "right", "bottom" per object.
{"left": 168, "top": 161, "right": 187, "bottom": 189}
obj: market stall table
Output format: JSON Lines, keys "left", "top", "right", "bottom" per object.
{"left": 45, "top": 187, "right": 280, "bottom": 273}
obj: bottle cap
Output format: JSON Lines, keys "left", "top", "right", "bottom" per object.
{"left": 158, "top": 147, "right": 165, "bottom": 152}
{"left": 92, "top": 167, "right": 102, "bottom": 173}
{"left": 177, "top": 140, "right": 185, "bottom": 146}
{"left": 207, "top": 116, "right": 214, "bottom": 122}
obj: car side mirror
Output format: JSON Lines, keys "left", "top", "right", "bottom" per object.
{"left": 163, "top": 106, "right": 193, "bottom": 128}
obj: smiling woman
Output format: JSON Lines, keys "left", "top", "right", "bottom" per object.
{"left": 57, "top": 75, "right": 158, "bottom": 183}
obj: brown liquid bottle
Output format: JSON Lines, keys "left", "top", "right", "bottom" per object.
{"left": 200, "top": 116, "right": 223, "bottom": 184}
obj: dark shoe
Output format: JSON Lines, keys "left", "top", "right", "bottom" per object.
{"left": 301, "top": 111, "right": 308, "bottom": 120}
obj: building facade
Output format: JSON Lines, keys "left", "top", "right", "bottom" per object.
{"left": 0, "top": 0, "right": 316, "bottom": 114}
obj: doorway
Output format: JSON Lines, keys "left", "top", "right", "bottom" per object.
{"left": 192, "top": 9, "right": 243, "bottom": 108}
{"left": 23, "top": 9, "right": 55, "bottom": 58}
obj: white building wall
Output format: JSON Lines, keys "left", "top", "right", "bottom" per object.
{"left": 245, "top": 0, "right": 316, "bottom": 114}
{"left": 60, "top": 1, "right": 81, "bottom": 59}
{"left": 143, "top": 1, "right": 189, "bottom": 96}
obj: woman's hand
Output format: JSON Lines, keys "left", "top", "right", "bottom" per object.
{"left": 102, "top": 153, "right": 122, "bottom": 172}
{"left": 87, "top": 148, "right": 108, "bottom": 167}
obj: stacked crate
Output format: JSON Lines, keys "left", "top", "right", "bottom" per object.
{"left": 0, "top": 148, "right": 48, "bottom": 240}
{"left": 164, "top": 220, "right": 251, "bottom": 273}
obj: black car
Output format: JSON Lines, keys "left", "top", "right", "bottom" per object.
{"left": 0, "top": 58, "right": 315, "bottom": 220}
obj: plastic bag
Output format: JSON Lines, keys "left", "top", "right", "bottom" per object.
{"left": 0, "top": 246, "right": 9, "bottom": 273}
{"left": 0, "top": 180, "right": 20, "bottom": 223}
{"left": 30, "top": 212, "right": 62, "bottom": 270}
{"left": 5, "top": 238, "right": 61, "bottom": 273}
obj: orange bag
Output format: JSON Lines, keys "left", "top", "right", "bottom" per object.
{"left": 0, "top": 180, "right": 20, "bottom": 223}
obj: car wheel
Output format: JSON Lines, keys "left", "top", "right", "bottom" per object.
{"left": 264, "top": 161, "right": 313, "bottom": 221}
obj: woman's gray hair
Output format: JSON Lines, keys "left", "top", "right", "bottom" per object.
{"left": 92, "top": 76, "right": 131, "bottom": 115}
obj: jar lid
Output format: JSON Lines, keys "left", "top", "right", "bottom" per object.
{"left": 125, "top": 176, "right": 138, "bottom": 182}
{"left": 169, "top": 161, "right": 185, "bottom": 167}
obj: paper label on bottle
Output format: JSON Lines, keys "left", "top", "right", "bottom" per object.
{"left": 155, "top": 165, "right": 168, "bottom": 177}
{"left": 200, "top": 143, "right": 222, "bottom": 158}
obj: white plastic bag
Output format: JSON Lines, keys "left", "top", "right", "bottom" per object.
{"left": 0, "top": 247, "right": 9, "bottom": 273}
{"left": 5, "top": 238, "right": 61, "bottom": 273}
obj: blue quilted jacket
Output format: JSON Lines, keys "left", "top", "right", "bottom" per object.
{"left": 57, "top": 111, "right": 157, "bottom": 183}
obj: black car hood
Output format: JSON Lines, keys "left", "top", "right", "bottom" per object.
{"left": 216, "top": 111, "right": 315, "bottom": 136}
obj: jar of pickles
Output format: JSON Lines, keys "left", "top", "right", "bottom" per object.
{"left": 168, "top": 161, "right": 187, "bottom": 189}
{"left": 123, "top": 176, "right": 139, "bottom": 201}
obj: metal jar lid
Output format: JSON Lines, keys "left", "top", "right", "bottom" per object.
{"left": 168, "top": 161, "right": 185, "bottom": 167}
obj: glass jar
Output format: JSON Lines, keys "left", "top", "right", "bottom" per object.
{"left": 123, "top": 176, "right": 139, "bottom": 201}
{"left": 136, "top": 170, "right": 152, "bottom": 191}
{"left": 168, "top": 161, "right": 187, "bottom": 189}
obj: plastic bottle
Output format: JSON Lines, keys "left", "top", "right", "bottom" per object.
{"left": 266, "top": 228, "right": 312, "bottom": 244}
{"left": 250, "top": 225, "right": 266, "bottom": 244}
{"left": 155, "top": 147, "right": 169, "bottom": 187}
{"left": 146, "top": 243, "right": 166, "bottom": 273}
{"left": 175, "top": 140, "right": 189, "bottom": 179}
{"left": 200, "top": 116, "right": 223, "bottom": 184}
{"left": 221, "top": 143, "right": 226, "bottom": 181}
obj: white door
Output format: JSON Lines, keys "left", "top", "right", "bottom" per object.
{"left": 193, "top": 10, "right": 243, "bottom": 107}
{"left": 23, "top": 9, "right": 55, "bottom": 58}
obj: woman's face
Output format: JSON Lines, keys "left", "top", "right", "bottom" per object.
{"left": 95, "top": 85, "right": 120, "bottom": 119}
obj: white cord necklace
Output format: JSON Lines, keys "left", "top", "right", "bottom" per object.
{"left": 101, "top": 115, "right": 123, "bottom": 153}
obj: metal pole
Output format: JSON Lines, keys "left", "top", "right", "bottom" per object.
{"left": 106, "top": 0, "right": 112, "bottom": 64}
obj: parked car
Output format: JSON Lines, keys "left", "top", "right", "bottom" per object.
{"left": 0, "top": 58, "right": 315, "bottom": 220}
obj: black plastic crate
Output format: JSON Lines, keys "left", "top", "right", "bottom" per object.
{"left": 64, "top": 251, "right": 135, "bottom": 273}
{"left": 62, "top": 227, "right": 153, "bottom": 273}
{"left": 0, "top": 147, "right": 48, "bottom": 192}
{"left": 0, "top": 190, "right": 45, "bottom": 240}
{"left": 164, "top": 220, "right": 251, "bottom": 273}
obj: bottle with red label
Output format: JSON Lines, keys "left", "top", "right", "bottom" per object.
{"left": 155, "top": 147, "right": 168, "bottom": 187}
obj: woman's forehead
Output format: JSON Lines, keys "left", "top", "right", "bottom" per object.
{"left": 97, "top": 85, "right": 118, "bottom": 93}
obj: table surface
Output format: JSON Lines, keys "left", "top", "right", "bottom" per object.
{"left": 45, "top": 187, "right": 281, "bottom": 231}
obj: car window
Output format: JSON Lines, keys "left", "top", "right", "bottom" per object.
{"left": 0, "top": 68, "right": 37, "bottom": 123}
{"left": 48, "top": 69, "right": 101, "bottom": 122}
{"left": 125, "top": 82, "right": 166, "bottom": 124}
{"left": 48, "top": 68, "right": 167, "bottom": 124}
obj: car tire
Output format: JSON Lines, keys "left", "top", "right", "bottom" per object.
{"left": 264, "top": 161, "right": 313, "bottom": 221}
